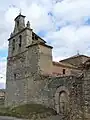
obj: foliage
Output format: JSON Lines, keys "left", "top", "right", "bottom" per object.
{"left": 0, "top": 104, "right": 56, "bottom": 119}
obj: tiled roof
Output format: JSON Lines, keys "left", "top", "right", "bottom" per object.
{"left": 53, "top": 61, "right": 77, "bottom": 69}
{"left": 27, "top": 42, "right": 53, "bottom": 49}
{"left": 60, "top": 54, "right": 89, "bottom": 62}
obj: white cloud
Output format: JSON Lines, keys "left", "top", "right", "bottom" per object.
{"left": 1, "top": 0, "right": 90, "bottom": 87}
{"left": 45, "top": 24, "right": 90, "bottom": 61}
{"left": 0, "top": 57, "right": 6, "bottom": 87}
{"left": 1, "top": 0, "right": 90, "bottom": 51}
{"left": 0, "top": 59, "right": 6, "bottom": 84}
{"left": 53, "top": 0, "right": 90, "bottom": 26}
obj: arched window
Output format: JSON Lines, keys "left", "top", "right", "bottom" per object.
{"left": 17, "top": 20, "right": 19, "bottom": 27}
{"left": 19, "top": 35, "right": 22, "bottom": 47}
{"left": 14, "top": 73, "right": 16, "bottom": 80}
{"left": 32, "top": 33, "right": 34, "bottom": 40}
{"left": 12, "top": 39, "right": 15, "bottom": 51}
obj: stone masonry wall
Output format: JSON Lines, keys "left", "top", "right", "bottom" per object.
{"left": 5, "top": 51, "right": 28, "bottom": 106}
{"left": 25, "top": 74, "right": 83, "bottom": 120}
{"left": 6, "top": 14, "right": 87, "bottom": 120}
{"left": 38, "top": 44, "right": 52, "bottom": 74}
{"left": 5, "top": 44, "right": 40, "bottom": 106}
{"left": 8, "top": 29, "right": 32, "bottom": 58}
{"left": 83, "top": 69, "right": 90, "bottom": 120}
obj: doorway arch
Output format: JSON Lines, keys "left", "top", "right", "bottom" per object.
{"left": 54, "top": 86, "right": 69, "bottom": 114}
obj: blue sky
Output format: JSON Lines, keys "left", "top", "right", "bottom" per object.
{"left": 1, "top": 0, "right": 90, "bottom": 88}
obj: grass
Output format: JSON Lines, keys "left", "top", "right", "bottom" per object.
{"left": 0, "top": 104, "right": 57, "bottom": 119}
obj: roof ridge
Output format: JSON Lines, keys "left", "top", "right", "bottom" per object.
{"left": 60, "top": 54, "right": 89, "bottom": 62}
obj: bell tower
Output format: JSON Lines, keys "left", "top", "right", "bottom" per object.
{"left": 8, "top": 13, "right": 33, "bottom": 58}
{"left": 5, "top": 13, "right": 53, "bottom": 107}
{"left": 13, "top": 13, "right": 26, "bottom": 33}
{"left": 5, "top": 14, "right": 33, "bottom": 106}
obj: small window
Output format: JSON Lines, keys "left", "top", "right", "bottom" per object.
{"left": 32, "top": 33, "right": 34, "bottom": 40}
{"left": 35, "top": 35, "right": 38, "bottom": 40}
{"left": 17, "top": 20, "right": 19, "bottom": 27}
{"left": 63, "top": 69, "right": 65, "bottom": 74}
{"left": 19, "top": 35, "right": 22, "bottom": 47}
{"left": 12, "top": 39, "right": 15, "bottom": 51}
{"left": 14, "top": 73, "right": 16, "bottom": 80}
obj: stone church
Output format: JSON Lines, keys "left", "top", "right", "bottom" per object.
{"left": 5, "top": 13, "right": 90, "bottom": 120}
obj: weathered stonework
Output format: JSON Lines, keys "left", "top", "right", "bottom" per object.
{"left": 5, "top": 14, "right": 90, "bottom": 120}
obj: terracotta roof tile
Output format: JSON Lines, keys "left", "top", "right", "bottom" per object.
{"left": 60, "top": 54, "right": 89, "bottom": 62}
{"left": 53, "top": 61, "right": 77, "bottom": 68}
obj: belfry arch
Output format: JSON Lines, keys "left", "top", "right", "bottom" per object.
{"left": 55, "top": 86, "right": 69, "bottom": 114}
